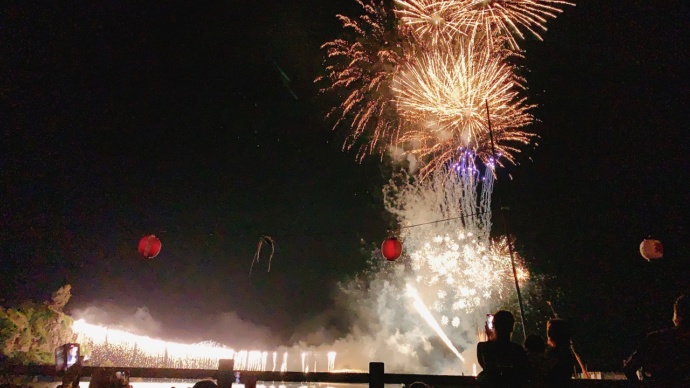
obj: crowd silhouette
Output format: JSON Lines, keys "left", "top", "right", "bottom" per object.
{"left": 475, "top": 294, "right": 690, "bottom": 387}
{"left": 624, "top": 294, "right": 690, "bottom": 384}
{"left": 476, "top": 310, "right": 584, "bottom": 387}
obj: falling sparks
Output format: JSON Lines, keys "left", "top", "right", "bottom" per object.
{"left": 281, "top": 351, "right": 288, "bottom": 372}
{"left": 71, "top": 320, "right": 336, "bottom": 371}
{"left": 317, "top": 0, "right": 403, "bottom": 160}
{"left": 327, "top": 351, "right": 337, "bottom": 371}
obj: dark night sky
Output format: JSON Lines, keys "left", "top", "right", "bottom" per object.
{"left": 1, "top": 1, "right": 689, "bottom": 370}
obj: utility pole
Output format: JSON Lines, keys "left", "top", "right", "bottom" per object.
{"left": 485, "top": 100, "right": 527, "bottom": 338}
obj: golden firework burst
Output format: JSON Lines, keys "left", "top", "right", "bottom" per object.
{"left": 392, "top": 36, "right": 534, "bottom": 177}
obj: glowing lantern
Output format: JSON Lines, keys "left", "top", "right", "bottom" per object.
{"left": 381, "top": 237, "right": 403, "bottom": 261}
{"left": 640, "top": 239, "right": 663, "bottom": 261}
{"left": 138, "top": 235, "right": 162, "bottom": 259}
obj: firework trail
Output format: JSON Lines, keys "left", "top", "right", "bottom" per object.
{"left": 406, "top": 284, "right": 465, "bottom": 362}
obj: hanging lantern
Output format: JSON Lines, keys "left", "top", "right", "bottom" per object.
{"left": 640, "top": 239, "right": 663, "bottom": 261}
{"left": 381, "top": 237, "right": 403, "bottom": 261}
{"left": 138, "top": 235, "right": 162, "bottom": 259}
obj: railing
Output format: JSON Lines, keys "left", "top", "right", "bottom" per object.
{"left": 0, "top": 361, "right": 631, "bottom": 387}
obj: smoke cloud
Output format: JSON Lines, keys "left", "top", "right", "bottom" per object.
{"left": 71, "top": 304, "right": 278, "bottom": 349}
{"left": 72, "top": 305, "right": 163, "bottom": 337}
{"left": 205, "top": 312, "right": 279, "bottom": 349}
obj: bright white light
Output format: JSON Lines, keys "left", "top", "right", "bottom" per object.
{"left": 71, "top": 320, "right": 338, "bottom": 372}
{"left": 407, "top": 284, "right": 465, "bottom": 362}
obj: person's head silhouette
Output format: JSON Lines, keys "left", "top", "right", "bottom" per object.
{"left": 192, "top": 381, "right": 217, "bottom": 388}
{"left": 493, "top": 310, "right": 515, "bottom": 340}
{"left": 547, "top": 318, "right": 571, "bottom": 348}
{"left": 673, "top": 294, "right": 690, "bottom": 327}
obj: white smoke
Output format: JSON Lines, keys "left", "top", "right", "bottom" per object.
{"left": 71, "top": 305, "right": 278, "bottom": 349}
{"left": 387, "top": 145, "right": 419, "bottom": 175}
{"left": 284, "top": 260, "right": 478, "bottom": 374}
{"left": 205, "top": 312, "right": 278, "bottom": 349}
{"left": 72, "top": 305, "right": 163, "bottom": 337}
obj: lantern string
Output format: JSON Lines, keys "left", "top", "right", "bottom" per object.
{"left": 151, "top": 209, "right": 493, "bottom": 275}
{"left": 203, "top": 210, "right": 493, "bottom": 240}
{"left": 244, "top": 210, "right": 490, "bottom": 274}
{"left": 398, "top": 210, "right": 491, "bottom": 230}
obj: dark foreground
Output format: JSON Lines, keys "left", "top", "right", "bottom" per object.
{"left": 0, "top": 361, "right": 646, "bottom": 387}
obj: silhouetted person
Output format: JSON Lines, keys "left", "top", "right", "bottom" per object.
{"left": 525, "top": 334, "right": 546, "bottom": 355}
{"left": 242, "top": 375, "right": 258, "bottom": 388}
{"left": 88, "top": 369, "right": 131, "bottom": 388}
{"left": 476, "top": 310, "right": 528, "bottom": 387}
{"left": 191, "top": 381, "right": 217, "bottom": 388}
{"left": 524, "top": 334, "right": 548, "bottom": 387}
{"left": 624, "top": 294, "right": 690, "bottom": 384}
{"left": 88, "top": 368, "right": 114, "bottom": 388}
{"left": 114, "top": 371, "right": 132, "bottom": 388}
{"left": 544, "top": 319, "right": 576, "bottom": 387}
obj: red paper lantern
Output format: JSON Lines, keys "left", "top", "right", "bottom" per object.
{"left": 640, "top": 239, "right": 663, "bottom": 261}
{"left": 381, "top": 237, "right": 403, "bottom": 261}
{"left": 138, "top": 235, "right": 162, "bottom": 259}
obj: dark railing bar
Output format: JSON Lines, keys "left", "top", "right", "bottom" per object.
{"left": 0, "top": 361, "right": 630, "bottom": 387}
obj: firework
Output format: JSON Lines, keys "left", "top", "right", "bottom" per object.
{"left": 321, "top": 0, "right": 572, "bottom": 176}
{"left": 317, "top": 0, "right": 403, "bottom": 160}
{"left": 317, "top": 0, "right": 567, "bottom": 374}
{"left": 392, "top": 36, "right": 533, "bottom": 177}
{"left": 394, "top": 0, "right": 466, "bottom": 43}
{"left": 394, "top": 0, "right": 573, "bottom": 50}
{"left": 459, "top": 0, "right": 574, "bottom": 50}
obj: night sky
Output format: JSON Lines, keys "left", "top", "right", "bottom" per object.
{"left": 2, "top": 1, "right": 689, "bottom": 370}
